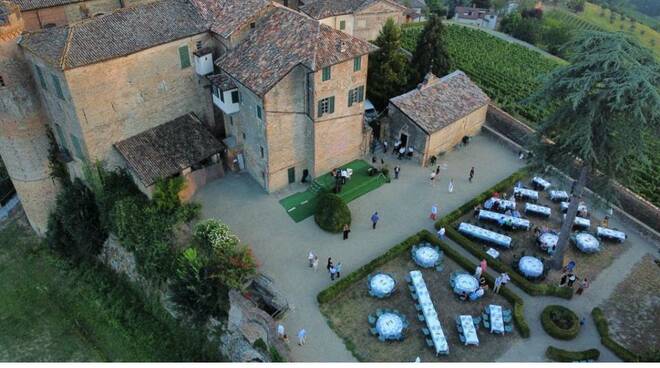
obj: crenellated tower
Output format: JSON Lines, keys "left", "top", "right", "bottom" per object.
{"left": 0, "top": 1, "right": 58, "bottom": 235}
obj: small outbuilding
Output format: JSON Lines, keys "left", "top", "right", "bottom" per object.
{"left": 387, "top": 71, "right": 490, "bottom": 166}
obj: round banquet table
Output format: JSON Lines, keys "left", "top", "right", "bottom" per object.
{"left": 375, "top": 313, "right": 404, "bottom": 340}
{"left": 575, "top": 232, "right": 600, "bottom": 253}
{"left": 369, "top": 273, "right": 395, "bottom": 297}
{"left": 453, "top": 273, "right": 479, "bottom": 294}
{"left": 538, "top": 232, "right": 558, "bottom": 252}
{"left": 413, "top": 246, "right": 441, "bottom": 268}
{"left": 518, "top": 256, "right": 544, "bottom": 278}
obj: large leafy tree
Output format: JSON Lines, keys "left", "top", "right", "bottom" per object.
{"left": 366, "top": 18, "right": 410, "bottom": 109}
{"left": 409, "top": 14, "right": 452, "bottom": 87}
{"left": 530, "top": 31, "right": 660, "bottom": 268}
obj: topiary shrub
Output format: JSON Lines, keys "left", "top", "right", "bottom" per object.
{"left": 314, "top": 193, "right": 351, "bottom": 233}
{"left": 541, "top": 305, "right": 580, "bottom": 340}
{"left": 592, "top": 307, "right": 640, "bottom": 362}
{"left": 546, "top": 346, "right": 600, "bottom": 362}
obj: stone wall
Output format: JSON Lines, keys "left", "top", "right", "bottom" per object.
{"left": 484, "top": 104, "right": 660, "bottom": 235}
{"left": 425, "top": 105, "right": 486, "bottom": 164}
{"left": 232, "top": 81, "right": 268, "bottom": 189}
{"left": 386, "top": 103, "right": 428, "bottom": 162}
{"left": 20, "top": 0, "right": 123, "bottom": 31}
{"left": 319, "top": 14, "right": 355, "bottom": 36}
{"left": 354, "top": 1, "right": 406, "bottom": 41}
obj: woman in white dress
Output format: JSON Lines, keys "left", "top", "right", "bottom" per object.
{"left": 448, "top": 179, "right": 454, "bottom": 193}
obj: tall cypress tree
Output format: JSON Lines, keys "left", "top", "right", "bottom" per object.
{"left": 366, "top": 18, "right": 410, "bottom": 109}
{"left": 409, "top": 14, "right": 452, "bottom": 87}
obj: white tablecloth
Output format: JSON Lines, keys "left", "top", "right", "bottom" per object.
{"left": 563, "top": 214, "right": 590, "bottom": 229}
{"left": 414, "top": 246, "right": 441, "bottom": 268}
{"left": 550, "top": 190, "right": 569, "bottom": 202}
{"left": 375, "top": 313, "right": 404, "bottom": 340}
{"left": 484, "top": 197, "right": 516, "bottom": 211}
{"left": 525, "top": 203, "right": 551, "bottom": 217}
{"left": 370, "top": 273, "right": 395, "bottom": 296}
{"left": 454, "top": 273, "right": 479, "bottom": 294}
{"left": 575, "top": 232, "right": 600, "bottom": 253}
{"left": 560, "top": 201, "right": 588, "bottom": 213}
{"left": 514, "top": 187, "right": 539, "bottom": 200}
{"left": 410, "top": 271, "right": 448, "bottom": 355}
{"left": 458, "top": 222, "right": 512, "bottom": 248}
{"left": 538, "top": 232, "right": 558, "bottom": 253}
{"left": 596, "top": 227, "right": 626, "bottom": 242}
{"left": 532, "top": 176, "right": 551, "bottom": 190}
{"left": 459, "top": 315, "right": 479, "bottom": 346}
{"left": 518, "top": 256, "right": 544, "bottom": 277}
{"left": 478, "top": 210, "right": 531, "bottom": 230}
{"left": 489, "top": 304, "right": 504, "bottom": 334}
{"left": 486, "top": 248, "right": 500, "bottom": 259}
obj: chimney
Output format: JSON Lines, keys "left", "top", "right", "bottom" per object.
{"left": 418, "top": 72, "right": 437, "bottom": 91}
{"left": 337, "top": 40, "right": 347, "bottom": 52}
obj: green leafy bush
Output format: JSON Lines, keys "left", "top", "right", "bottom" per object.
{"left": 546, "top": 346, "right": 600, "bottom": 362}
{"left": 314, "top": 193, "right": 351, "bottom": 233}
{"left": 541, "top": 305, "right": 580, "bottom": 340}
{"left": 592, "top": 308, "right": 640, "bottom": 362}
{"left": 269, "top": 346, "right": 285, "bottom": 362}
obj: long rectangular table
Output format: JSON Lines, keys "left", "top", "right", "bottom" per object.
{"left": 459, "top": 315, "right": 479, "bottom": 346}
{"left": 532, "top": 176, "right": 551, "bottom": 190}
{"left": 488, "top": 304, "right": 504, "bottom": 334}
{"left": 596, "top": 226, "right": 626, "bottom": 242}
{"left": 458, "top": 222, "right": 512, "bottom": 248}
{"left": 563, "top": 214, "right": 591, "bottom": 229}
{"left": 524, "top": 203, "right": 551, "bottom": 217}
{"left": 478, "top": 209, "right": 530, "bottom": 230}
{"left": 513, "top": 187, "right": 539, "bottom": 201}
{"left": 410, "top": 271, "right": 448, "bottom": 355}
{"left": 560, "top": 201, "right": 588, "bottom": 213}
{"left": 549, "top": 190, "right": 569, "bottom": 202}
{"left": 484, "top": 197, "right": 516, "bottom": 211}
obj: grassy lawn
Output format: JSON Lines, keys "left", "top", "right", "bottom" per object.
{"left": 600, "top": 254, "right": 660, "bottom": 356}
{"left": 279, "top": 159, "right": 387, "bottom": 222}
{"left": 320, "top": 251, "right": 519, "bottom": 362}
{"left": 451, "top": 175, "right": 628, "bottom": 286}
{"left": 0, "top": 217, "right": 214, "bottom": 362}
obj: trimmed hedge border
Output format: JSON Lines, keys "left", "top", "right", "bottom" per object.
{"left": 592, "top": 307, "right": 640, "bottom": 362}
{"left": 541, "top": 305, "right": 580, "bottom": 340}
{"left": 317, "top": 229, "right": 531, "bottom": 339}
{"left": 434, "top": 168, "right": 573, "bottom": 300}
{"left": 545, "top": 346, "right": 600, "bottom": 362}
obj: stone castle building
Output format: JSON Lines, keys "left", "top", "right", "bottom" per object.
{"left": 0, "top": 0, "right": 387, "bottom": 234}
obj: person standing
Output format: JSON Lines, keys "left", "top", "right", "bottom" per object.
{"left": 398, "top": 146, "right": 405, "bottom": 160}
{"left": 437, "top": 227, "right": 446, "bottom": 240}
{"left": 277, "top": 324, "right": 285, "bottom": 339}
{"left": 312, "top": 255, "right": 319, "bottom": 271}
{"left": 383, "top": 140, "right": 388, "bottom": 153}
{"left": 342, "top": 223, "right": 350, "bottom": 240}
{"left": 297, "top": 328, "right": 307, "bottom": 346}
{"left": 326, "top": 257, "right": 333, "bottom": 273}
{"left": 371, "top": 212, "right": 380, "bottom": 229}
{"left": 335, "top": 262, "right": 342, "bottom": 278}
{"left": 393, "top": 140, "right": 400, "bottom": 154}
{"left": 394, "top": 166, "right": 400, "bottom": 179}
{"left": 435, "top": 165, "right": 441, "bottom": 176}
{"left": 500, "top": 272, "right": 511, "bottom": 288}
{"left": 576, "top": 278, "right": 589, "bottom": 295}
{"left": 329, "top": 265, "right": 337, "bottom": 280}
{"left": 469, "top": 167, "right": 475, "bottom": 183}
{"left": 430, "top": 171, "right": 436, "bottom": 186}
{"left": 474, "top": 265, "right": 482, "bottom": 278}
{"left": 567, "top": 273, "right": 577, "bottom": 288}
{"left": 493, "top": 275, "right": 503, "bottom": 294}
{"left": 430, "top": 204, "right": 438, "bottom": 221}
{"left": 448, "top": 179, "right": 454, "bottom": 193}
{"left": 480, "top": 258, "right": 487, "bottom": 273}
{"left": 308, "top": 251, "right": 315, "bottom": 268}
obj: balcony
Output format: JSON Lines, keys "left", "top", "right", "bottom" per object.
{"left": 208, "top": 74, "right": 240, "bottom": 115}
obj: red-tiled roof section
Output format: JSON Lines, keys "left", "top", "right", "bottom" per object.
{"left": 114, "top": 113, "right": 222, "bottom": 186}
{"left": 217, "top": 6, "right": 376, "bottom": 96}
{"left": 389, "top": 71, "right": 490, "bottom": 134}
{"left": 9, "top": 0, "right": 81, "bottom": 11}
{"left": 189, "top": 0, "right": 271, "bottom": 38}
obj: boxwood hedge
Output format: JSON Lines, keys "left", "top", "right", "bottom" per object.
{"left": 541, "top": 305, "right": 580, "bottom": 340}
{"left": 545, "top": 346, "right": 600, "bottom": 362}
{"left": 592, "top": 307, "right": 640, "bottom": 362}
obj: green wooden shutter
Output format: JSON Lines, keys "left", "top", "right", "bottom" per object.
{"left": 54, "top": 124, "right": 67, "bottom": 150}
{"left": 317, "top": 100, "right": 323, "bottom": 118}
{"left": 354, "top": 56, "right": 361, "bottom": 71}
{"left": 52, "top": 75, "right": 65, "bottom": 100}
{"left": 358, "top": 86, "right": 364, "bottom": 102}
{"left": 257, "top": 105, "right": 262, "bottom": 120}
{"left": 179, "top": 45, "right": 191, "bottom": 69}
{"left": 35, "top": 65, "right": 47, "bottom": 90}
{"left": 340, "top": 20, "right": 346, "bottom": 30}
{"left": 322, "top": 66, "right": 331, "bottom": 81}
{"left": 329, "top": 96, "right": 335, "bottom": 114}
{"left": 348, "top": 90, "right": 353, "bottom": 107}
{"left": 70, "top": 134, "right": 84, "bottom": 159}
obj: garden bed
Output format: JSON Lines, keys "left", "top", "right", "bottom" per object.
{"left": 318, "top": 233, "right": 520, "bottom": 362}
{"left": 541, "top": 305, "right": 580, "bottom": 340}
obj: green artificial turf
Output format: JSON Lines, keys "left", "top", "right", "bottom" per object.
{"left": 279, "top": 160, "right": 387, "bottom": 222}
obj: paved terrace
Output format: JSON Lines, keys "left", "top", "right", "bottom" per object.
{"left": 196, "top": 134, "right": 526, "bottom": 361}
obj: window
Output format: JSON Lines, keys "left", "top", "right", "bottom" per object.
{"left": 196, "top": 40, "right": 202, "bottom": 50}
{"left": 35, "top": 65, "right": 47, "bottom": 90}
{"left": 250, "top": 22, "right": 256, "bottom": 29}
{"left": 229, "top": 116, "right": 234, "bottom": 125}
{"left": 242, "top": 132, "right": 246, "bottom": 140}
{"left": 322, "top": 66, "right": 331, "bottom": 81}
{"left": 348, "top": 86, "right": 364, "bottom": 107}
{"left": 54, "top": 124, "right": 67, "bottom": 151}
{"left": 339, "top": 20, "right": 346, "bottom": 30}
{"left": 0, "top": 75, "right": 4, "bottom": 87}
{"left": 70, "top": 134, "right": 85, "bottom": 159}
{"left": 178, "top": 45, "right": 191, "bottom": 69}
{"left": 260, "top": 146, "right": 264, "bottom": 158}
{"left": 256, "top": 105, "right": 263, "bottom": 120}
{"left": 261, "top": 171, "right": 265, "bottom": 181}
{"left": 317, "top": 96, "right": 335, "bottom": 117}
{"left": 231, "top": 90, "right": 239, "bottom": 103}
{"left": 219, "top": 88, "right": 224, "bottom": 102}
{"left": 353, "top": 56, "right": 361, "bottom": 71}
{"left": 51, "top": 74, "right": 65, "bottom": 100}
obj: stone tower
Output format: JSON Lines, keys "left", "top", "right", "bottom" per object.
{"left": 0, "top": 1, "right": 58, "bottom": 235}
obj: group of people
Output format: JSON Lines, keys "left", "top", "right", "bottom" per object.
{"left": 389, "top": 140, "right": 414, "bottom": 160}
{"left": 277, "top": 323, "right": 307, "bottom": 346}
{"left": 330, "top": 167, "right": 351, "bottom": 193}
{"left": 456, "top": 260, "right": 511, "bottom": 301}
{"left": 308, "top": 252, "right": 344, "bottom": 281}
{"left": 558, "top": 262, "right": 590, "bottom": 295}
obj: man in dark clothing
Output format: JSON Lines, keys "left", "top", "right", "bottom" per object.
{"left": 371, "top": 212, "right": 380, "bottom": 229}
{"left": 394, "top": 166, "right": 400, "bottom": 179}
{"left": 469, "top": 167, "right": 475, "bottom": 182}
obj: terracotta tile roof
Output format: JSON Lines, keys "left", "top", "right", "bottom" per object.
{"left": 455, "top": 6, "right": 495, "bottom": 20}
{"left": 207, "top": 73, "right": 236, "bottom": 91}
{"left": 114, "top": 113, "right": 222, "bottom": 186}
{"left": 189, "top": 0, "right": 271, "bottom": 38}
{"left": 300, "top": 0, "right": 405, "bottom": 19}
{"left": 217, "top": 6, "right": 377, "bottom": 96}
{"left": 19, "top": 0, "right": 207, "bottom": 70}
{"left": 389, "top": 71, "right": 490, "bottom": 134}
{"left": 395, "top": 0, "right": 425, "bottom": 8}
{"left": 9, "top": 0, "right": 81, "bottom": 11}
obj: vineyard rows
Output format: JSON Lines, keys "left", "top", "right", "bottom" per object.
{"left": 546, "top": 10, "right": 605, "bottom": 32}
